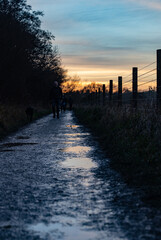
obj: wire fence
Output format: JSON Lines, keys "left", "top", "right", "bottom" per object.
{"left": 80, "top": 60, "right": 159, "bottom": 109}
{"left": 73, "top": 50, "right": 161, "bottom": 110}
{"left": 110, "top": 61, "right": 157, "bottom": 108}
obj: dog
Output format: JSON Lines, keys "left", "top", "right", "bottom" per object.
{"left": 25, "top": 107, "right": 34, "bottom": 122}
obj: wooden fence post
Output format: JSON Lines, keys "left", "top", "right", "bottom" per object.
{"left": 157, "top": 49, "right": 161, "bottom": 108}
{"left": 118, "top": 76, "right": 122, "bottom": 106}
{"left": 109, "top": 80, "right": 113, "bottom": 103}
{"left": 132, "top": 67, "right": 138, "bottom": 108}
{"left": 103, "top": 84, "right": 105, "bottom": 105}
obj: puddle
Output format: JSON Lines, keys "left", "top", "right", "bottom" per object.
{"left": 0, "top": 142, "right": 37, "bottom": 148}
{"left": 28, "top": 217, "right": 99, "bottom": 240}
{"left": 68, "top": 137, "right": 81, "bottom": 141}
{"left": 2, "top": 112, "right": 160, "bottom": 240}
{"left": 51, "top": 141, "right": 75, "bottom": 145}
{"left": 60, "top": 146, "right": 91, "bottom": 154}
{"left": 62, "top": 157, "right": 97, "bottom": 169}
{"left": 64, "top": 133, "right": 90, "bottom": 136}
{"left": 63, "top": 141, "right": 75, "bottom": 144}
{"left": 0, "top": 223, "right": 12, "bottom": 229}
{"left": 0, "top": 149, "right": 15, "bottom": 152}
{"left": 66, "top": 125, "right": 80, "bottom": 129}
{"left": 16, "top": 136, "right": 30, "bottom": 140}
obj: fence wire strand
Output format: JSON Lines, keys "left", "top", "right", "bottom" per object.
{"left": 124, "top": 79, "right": 132, "bottom": 84}
{"left": 87, "top": 59, "right": 160, "bottom": 108}
{"left": 139, "top": 72, "right": 156, "bottom": 81}
{"left": 139, "top": 61, "right": 156, "bottom": 71}
{"left": 138, "top": 79, "right": 156, "bottom": 87}
{"left": 138, "top": 68, "right": 156, "bottom": 78}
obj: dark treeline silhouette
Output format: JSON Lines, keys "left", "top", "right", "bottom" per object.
{"left": 0, "top": 0, "right": 66, "bottom": 104}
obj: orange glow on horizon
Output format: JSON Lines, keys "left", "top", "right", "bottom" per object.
{"left": 62, "top": 59, "right": 156, "bottom": 93}
{"left": 62, "top": 77, "right": 156, "bottom": 93}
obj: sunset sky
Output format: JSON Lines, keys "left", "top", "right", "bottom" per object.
{"left": 27, "top": 0, "right": 161, "bottom": 88}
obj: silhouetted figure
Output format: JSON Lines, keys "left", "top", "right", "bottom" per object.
{"left": 61, "top": 95, "right": 67, "bottom": 112}
{"left": 25, "top": 107, "right": 34, "bottom": 122}
{"left": 49, "top": 81, "right": 62, "bottom": 119}
{"left": 69, "top": 96, "right": 73, "bottom": 110}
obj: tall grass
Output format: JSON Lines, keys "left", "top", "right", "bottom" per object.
{"left": 74, "top": 105, "right": 161, "bottom": 204}
{"left": 0, "top": 104, "right": 51, "bottom": 139}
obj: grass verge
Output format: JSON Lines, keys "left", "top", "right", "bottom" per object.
{"left": 74, "top": 105, "right": 161, "bottom": 206}
{"left": 0, "top": 104, "right": 51, "bottom": 140}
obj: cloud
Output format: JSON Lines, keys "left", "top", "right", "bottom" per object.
{"left": 27, "top": 0, "right": 159, "bottom": 84}
{"left": 126, "top": 0, "right": 161, "bottom": 11}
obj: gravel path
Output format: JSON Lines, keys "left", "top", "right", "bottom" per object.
{"left": 0, "top": 111, "right": 161, "bottom": 240}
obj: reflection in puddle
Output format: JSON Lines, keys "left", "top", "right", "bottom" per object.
{"left": 63, "top": 141, "right": 75, "bottom": 144}
{"left": 66, "top": 125, "right": 80, "bottom": 129}
{"left": 60, "top": 146, "right": 91, "bottom": 154}
{"left": 64, "top": 133, "right": 90, "bottom": 136}
{"left": 50, "top": 141, "right": 75, "bottom": 145}
{"left": 62, "top": 157, "right": 97, "bottom": 169}
{"left": 82, "top": 177, "right": 94, "bottom": 187}
{"left": 28, "top": 222, "right": 64, "bottom": 239}
{"left": 68, "top": 137, "right": 81, "bottom": 141}
{"left": 28, "top": 217, "right": 98, "bottom": 240}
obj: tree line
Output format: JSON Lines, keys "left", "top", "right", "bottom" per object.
{"left": 0, "top": 0, "right": 66, "bottom": 104}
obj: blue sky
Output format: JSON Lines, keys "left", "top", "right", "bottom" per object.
{"left": 27, "top": 0, "right": 161, "bottom": 85}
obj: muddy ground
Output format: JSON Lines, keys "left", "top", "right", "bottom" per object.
{"left": 0, "top": 111, "right": 161, "bottom": 240}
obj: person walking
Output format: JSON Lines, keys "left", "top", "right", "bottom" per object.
{"left": 61, "top": 94, "right": 67, "bottom": 112}
{"left": 49, "top": 81, "right": 62, "bottom": 119}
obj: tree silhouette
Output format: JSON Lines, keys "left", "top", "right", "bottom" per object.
{"left": 0, "top": 0, "right": 66, "bottom": 103}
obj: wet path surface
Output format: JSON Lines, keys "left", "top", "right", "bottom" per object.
{"left": 0, "top": 111, "right": 161, "bottom": 240}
